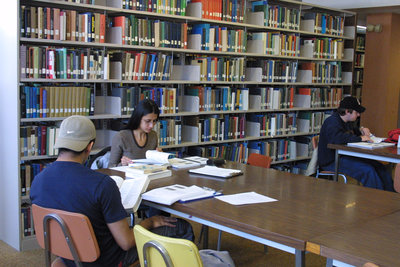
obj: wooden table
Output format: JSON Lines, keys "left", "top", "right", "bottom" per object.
{"left": 101, "top": 162, "right": 400, "bottom": 267}
{"left": 327, "top": 144, "right": 400, "bottom": 181}
{"left": 307, "top": 211, "right": 400, "bottom": 267}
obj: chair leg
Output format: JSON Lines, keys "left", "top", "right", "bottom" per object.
{"left": 198, "top": 225, "right": 209, "bottom": 249}
{"left": 217, "top": 230, "right": 222, "bottom": 251}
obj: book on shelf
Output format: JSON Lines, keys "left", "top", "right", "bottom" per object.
{"left": 109, "top": 175, "right": 150, "bottom": 211}
{"left": 142, "top": 184, "right": 222, "bottom": 205}
{"left": 188, "top": 165, "right": 242, "bottom": 178}
{"left": 347, "top": 142, "right": 395, "bottom": 149}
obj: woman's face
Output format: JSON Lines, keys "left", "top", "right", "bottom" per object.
{"left": 139, "top": 113, "right": 158, "bottom": 133}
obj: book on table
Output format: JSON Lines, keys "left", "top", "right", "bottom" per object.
{"left": 347, "top": 142, "right": 395, "bottom": 149}
{"left": 188, "top": 165, "right": 243, "bottom": 178}
{"left": 141, "top": 184, "right": 222, "bottom": 205}
{"left": 109, "top": 175, "right": 150, "bottom": 212}
{"left": 111, "top": 166, "right": 172, "bottom": 179}
{"left": 129, "top": 150, "right": 201, "bottom": 169}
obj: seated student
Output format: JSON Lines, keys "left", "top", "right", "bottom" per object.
{"left": 318, "top": 96, "right": 394, "bottom": 191}
{"left": 109, "top": 99, "right": 160, "bottom": 168}
{"left": 30, "top": 116, "right": 194, "bottom": 267}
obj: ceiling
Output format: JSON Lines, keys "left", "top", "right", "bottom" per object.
{"left": 303, "top": 0, "right": 400, "bottom": 25}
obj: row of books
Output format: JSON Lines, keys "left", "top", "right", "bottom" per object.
{"left": 251, "top": 1, "right": 300, "bottom": 30}
{"left": 298, "top": 61, "right": 345, "bottom": 84}
{"left": 356, "top": 35, "right": 365, "bottom": 50}
{"left": 154, "top": 119, "right": 182, "bottom": 146}
{"left": 248, "top": 60, "right": 298, "bottom": 83}
{"left": 21, "top": 86, "right": 94, "bottom": 118}
{"left": 120, "top": 0, "right": 188, "bottom": 16}
{"left": 297, "top": 111, "right": 331, "bottom": 133}
{"left": 247, "top": 112, "right": 297, "bottom": 137}
{"left": 249, "top": 32, "right": 300, "bottom": 57}
{"left": 294, "top": 87, "right": 343, "bottom": 108}
{"left": 191, "top": 0, "right": 245, "bottom": 22}
{"left": 183, "top": 86, "right": 248, "bottom": 112}
{"left": 190, "top": 56, "right": 245, "bottom": 81}
{"left": 20, "top": 162, "right": 47, "bottom": 196}
{"left": 20, "top": 125, "right": 60, "bottom": 157}
{"left": 112, "top": 15, "right": 188, "bottom": 48}
{"left": 355, "top": 69, "right": 363, "bottom": 84}
{"left": 20, "top": 45, "right": 109, "bottom": 80}
{"left": 21, "top": 204, "right": 35, "bottom": 237}
{"left": 300, "top": 38, "right": 345, "bottom": 59}
{"left": 20, "top": 6, "right": 106, "bottom": 43}
{"left": 302, "top": 13, "right": 345, "bottom": 36}
{"left": 248, "top": 138, "right": 310, "bottom": 162}
{"left": 186, "top": 136, "right": 312, "bottom": 164}
{"left": 190, "top": 24, "right": 246, "bottom": 52}
{"left": 355, "top": 54, "right": 365, "bottom": 67}
{"left": 111, "top": 51, "right": 172, "bottom": 81}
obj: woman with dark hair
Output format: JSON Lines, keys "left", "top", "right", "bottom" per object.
{"left": 108, "top": 99, "right": 161, "bottom": 167}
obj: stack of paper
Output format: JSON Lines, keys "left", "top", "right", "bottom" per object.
{"left": 111, "top": 166, "right": 172, "bottom": 180}
{"left": 142, "top": 184, "right": 222, "bottom": 205}
{"left": 347, "top": 142, "right": 395, "bottom": 149}
{"left": 168, "top": 158, "right": 201, "bottom": 169}
{"left": 188, "top": 166, "right": 242, "bottom": 178}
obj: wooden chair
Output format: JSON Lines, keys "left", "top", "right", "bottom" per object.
{"left": 134, "top": 225, "right": 203, "bottom": 267}
{"left": 247, "top": 153, "right": 272, "bottom": 168}
{"left": 311, "top": 135, "right": 348, "bottom": 184}
{"left": 32, "top": 204, "right": 100, "bottom": 267}
{"left": 394, "top": 163, "right": 400, "bottom": 193}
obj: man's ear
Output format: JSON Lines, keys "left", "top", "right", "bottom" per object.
{"left": 86, "top": 141, "right": 94, "bottom": 152}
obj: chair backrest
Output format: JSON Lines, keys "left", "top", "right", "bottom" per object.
{"left": 134, "top": 225, "right": 203, "bottom": 267}
{"left": 88, "top": 146, "right": 111, "bottom": 169}
{"left": 32, "top": 204, "right": 100, "bottom": 267}
{"left": 394, "top": 163, "right": 400, "bottom": 193}
{"left": 247, "top": 153, "right": 272, "bottom": 168}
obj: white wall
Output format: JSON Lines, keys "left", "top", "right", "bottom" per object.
{"left": 0, "top": 1, "right": 22, "bottom": 250}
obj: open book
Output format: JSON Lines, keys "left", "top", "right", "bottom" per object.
{"left": 130, "top": 150, "right": 200, "bottom": 169}
{"left": 141, "top": 184, "right": 222, "bottom": 205}
{"left": 109, "top": 175, "right": 150, "bottom": 211}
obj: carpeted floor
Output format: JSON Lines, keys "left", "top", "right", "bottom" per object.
{"left": 0, "top": 221, "right": 327, "bottom": 267}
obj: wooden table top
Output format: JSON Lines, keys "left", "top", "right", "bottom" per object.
{"left": 328, "top": 143, "right": 400, "bottom": 160}
{"left": 101, "top": 162, "right": 400, "bottom": 252}
{"left": 307, "top": 211, "right": 400, "bottom": 267}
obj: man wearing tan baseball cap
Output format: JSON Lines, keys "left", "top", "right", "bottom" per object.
{"left": 30, "top": 115, "right": 193, "bottom": 266}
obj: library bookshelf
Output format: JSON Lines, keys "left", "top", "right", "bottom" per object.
{"left": 354, "top": 30, "right": 365, "bottom": 100}
{"left": 0, "top": 0, "right": 355, "bottom": 250}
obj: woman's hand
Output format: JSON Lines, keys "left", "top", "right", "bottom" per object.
{"left": 120, "top": 156, "right": 133, "bottom": 166}
{"left": 360, "top": 127, "right": 371, "bottom": 137}
{"left": 156, "top": 147, "right": 163, "bottom": 152}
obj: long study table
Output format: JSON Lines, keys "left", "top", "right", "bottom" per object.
{"left": 307, "top": 211, "right": 400, "bottom": 267}
{"left": 327, "top": 144, "right": 400, "bottom": 181}
{"left": 101, "top": 162, "right": 400, "bottom": 267}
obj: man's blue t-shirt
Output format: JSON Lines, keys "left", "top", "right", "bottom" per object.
{"left": 30, "top": 161, "right": 128, "bottom": 266}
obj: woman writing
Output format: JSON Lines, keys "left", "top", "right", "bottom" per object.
{"left": 108, "top": 99, "right": 161, "bottom": 167}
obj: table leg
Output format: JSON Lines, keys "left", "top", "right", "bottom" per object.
{"left": 334, "top": 149, "right": 340, "bottom": 182}
{"left": 295, "top": 249, "right": 305, "bottom": 267}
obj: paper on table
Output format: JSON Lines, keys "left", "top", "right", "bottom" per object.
{"left": 215, "top": 192, "right": 277, "bottom": 205}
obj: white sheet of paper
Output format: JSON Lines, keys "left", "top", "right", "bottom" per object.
{"left": 215, "top": 192, "right": 277, "bottom": 205}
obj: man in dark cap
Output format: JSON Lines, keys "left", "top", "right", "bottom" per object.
{"left": 318, "top": 96, "right": 394, "bottom": 191}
